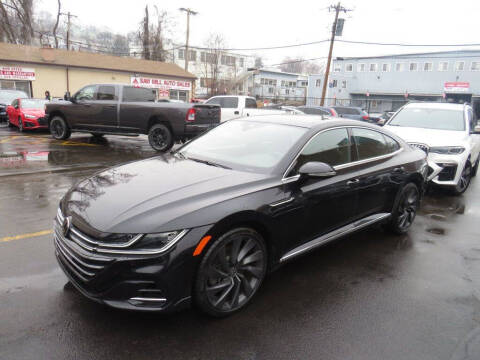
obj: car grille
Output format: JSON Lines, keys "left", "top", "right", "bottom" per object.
{"left": 437, "top": 164, "right": 457, "bottom": 181}
{"left": 54, "top": 210, "right": 114, "bottom": 282}
{"left": 37, "top": 117, "right": 47, "bottom": 125}
{"left": 408, "top": 143, "right": 429, "bottom": 154}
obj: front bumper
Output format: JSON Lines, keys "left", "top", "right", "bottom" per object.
{"left": 426, "top": 151, "right": 468, "bottom": 186}
{"left": 22, "top": 117, "right": 48, "bottom": 129}
{"left": 53, "top": 216, "right": 212, "bottom": 312}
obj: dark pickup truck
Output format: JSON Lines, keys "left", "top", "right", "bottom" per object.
{"left": 45, "top": 84, "right": 220, "bottom": 151}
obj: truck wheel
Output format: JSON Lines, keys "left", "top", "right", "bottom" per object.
{"left": 148, "top": 123, "right": 173, "bottom": 152}
{"left": 49, "top": 116, "right": 71, "bottom": 140}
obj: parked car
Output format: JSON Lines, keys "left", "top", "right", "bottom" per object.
{"left": 296, "top": 105, "right": 338, "bottom": 117}
{"left": 0, "top": 89, "right": 29, "bottom": 122}
{"left": 6, "top": 98, "right": 49, "bottom": 131}
{"left": 204, "top": 95, "right": 286, "bottom": 122}
{"left": 331, "top": 106, "right": 369, "bottom": 121}
{"left": 384, "top": 102, "right": 480, "bottom": 195}
{"left": 54, "top": 115, "right": 427, "bottom": 316}
{"left": 377, "top": 111, "right": 396, "bottom": 126}
{"left": 45, "top": 84, "right": 220, "bottom": 152}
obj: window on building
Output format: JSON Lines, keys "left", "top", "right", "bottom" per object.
{"left": 239, "top": 58, "right": 244, "bottom": 68}
{"left": 315, "top": 79, "right": 322, "bottom": 87}
{"left": 471, "top": 62, "right": 480, "bottom": 71}
{"left": 189, "top": 50, "right": 196, "bottom": 61}
{"left": 409, "top": 62, "right": 418, "bottom": 71}
{"left": 424, "top": 62, "right": 433, "bottom": 71}
{"left": 96, "top": 85, "right": 116, "bottom": 100}
{"left": 382, "top": 63, "right": 391, "bottom": 72}
{"left": 281, "top": 80, "right": 285, "bottom": 87}
{"left": 178, "top": 49, "right": 185, "bottom": 60}
{"left": 395, "top": 63, "right": 404, "bottom": 72}
{"left": 358, "top": 63, "right": 366, "bottom": 72}
{"left": 285, "top": 89, "right": 290, "bottom": 95}
{"left": 122, "top": 87, "right": 156, "bottom": 102}
{"left": 369, "top": 63, "right": 378, "bottom": 72}
{"left": 333, "top": 63, "right": 342, "bottom": 72}
{"left": 341, "top": 80, "right": 347, "bottom": 88}
{"left": 268, "top": 87, "right": 274, "bottom": 94}
{"left": 455, "top": 61, "right": 465, "bottom": 71}
{"left": 332, "top": 79, "right": 338, "bottom": 88}
{"left": 438, "top": 61, "right": 449, "bottom": 71}
{"left": 345, "top": 63, "right": 353, "bottom": 72}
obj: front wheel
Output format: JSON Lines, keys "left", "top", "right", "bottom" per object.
{"left": 18, "top": 117, "right": 23, "bottom": 132}
{"left": 194, "top": 228, "right": 268, "bottom": 317}
{"left": 452, "top": 162, "right": 472, "bottom": 195}
{"left": 148, "top": 123, "right": 173, "bottom": 152}
{"left": 388, "top": 183, "right": 420, "bottom": 234}
{"left": 49, "top": 116, "right": 71, "bottom": 140}
{"left": 471, "top": 157, "right": 479, "bottom": 177}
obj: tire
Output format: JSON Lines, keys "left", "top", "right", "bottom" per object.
{"left": 49, "top": 116, "right": 71, "bottom": 140}
{"left": 148, "top": 123, "right": 173, "bottom": 152}
{"left": 18, "top": 117, "right": 23, "bottom": 132}
{"left": 193, "top": 227, "right": 268, "bottom": 317}
{"left": 452, "top": 162, "right": 472, "bottom": 195}
{"left": 388, "top": 183, "right": 420, "bottom": 234}
{"left": 472, "top": 157, "right": 479, "bottom": 177}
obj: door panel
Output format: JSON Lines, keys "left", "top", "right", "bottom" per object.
{"left": 68, "top": 85, "right": 97, "bottom": 129}
{"left": 88, "top": 85, "right": 118, "bottom": 131}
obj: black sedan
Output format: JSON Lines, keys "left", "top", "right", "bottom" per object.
{"left": 54, "top": 116, "right": 428, "bottom": 316}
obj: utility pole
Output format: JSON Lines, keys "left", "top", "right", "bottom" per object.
{"left": 179, "top": 8, "right": 198, "bottom": 72}
{"left": 60, "top": 11, "right": 77, "bottom": 50}
{"left": 320, "top": 2, "right": 351, "bottom": 106}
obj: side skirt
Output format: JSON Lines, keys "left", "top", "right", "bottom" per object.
{"left": 279, "top": 213, "right": 391, "bottom": 263}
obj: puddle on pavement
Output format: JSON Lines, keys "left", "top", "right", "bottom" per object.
{"left": 426, "top": 228, "right": 446, "bottom": 235}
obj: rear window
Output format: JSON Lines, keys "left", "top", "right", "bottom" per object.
{"left": 122, "top": 87, "right": 156, "bottom": 102}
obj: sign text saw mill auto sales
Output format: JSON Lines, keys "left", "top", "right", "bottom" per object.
{"left": 131, "top": 77, "right": 191, "bottom": 97}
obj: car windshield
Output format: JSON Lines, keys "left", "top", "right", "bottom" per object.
{"left": 178, "top": 120, "right": 307, "bottom": 173}
{"left": 21, "top": 99, "right": 48, "bottom": 109}
{"left": 0, "top": 91, "right": 27, "bottom": 104}
{"left": 389, "top": 107, "right": 465, "bottom": 131}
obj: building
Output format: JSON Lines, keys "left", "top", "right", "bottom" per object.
{"left": 241, "top": 68, "right": 308, "bottom": 103}
{"left": 322, "top": 50, "right": 480, "bottom": 116}
{"left": 306, "top": 74, "right": 325, "bottom": 106}
{"left": 170, "top": 45, "right": 254, "bottom": 98}
{"left": 0, "top": 42, "right": 196, "bottom": 101}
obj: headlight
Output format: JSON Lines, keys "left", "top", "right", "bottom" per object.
{"left": 121, "top": 230, "right": 188, "bottom": 254}
{"left": 429, "top": 146, "right": 465, "bottom": 155}
{"left": 24, "top": 114, "right": 36, "bottom": 119}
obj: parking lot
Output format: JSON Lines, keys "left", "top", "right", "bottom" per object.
{"left": 1, "top": 124, "right": 480, "bottom": 360}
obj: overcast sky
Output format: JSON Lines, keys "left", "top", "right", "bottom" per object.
{"left": 38, "top": 0, "right": 480, "bottom": 66}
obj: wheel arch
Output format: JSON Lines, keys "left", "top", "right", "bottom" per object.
{"left": 147, "top": 114, "right": 172, "bottom": 135}
{"left": 48, "top": 111, "right": 66, "bottom": 126}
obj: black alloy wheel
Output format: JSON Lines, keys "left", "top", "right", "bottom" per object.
{"left": 18, "top": 117, "right": 23, "bottom": 132}
{"left": 389, "top": 183, "right": 419, "bottom": 234}
{"left": 49, "top": 116, "right": 71, "bottom": 140}
{"left": 453, "top": 162, "right": 472, "bottom": 195}
{"left": 194, "top": 228, "right": 267, "bottom": 317}
{"left": 148, "top": 123, "right": 173, "bottom": 152}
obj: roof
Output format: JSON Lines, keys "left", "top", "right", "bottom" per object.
{"left": 0, "top": 42, "right": 196, "bottom": 79}
{"left": 335, "top": 49, "right": 480, "bottom": 61}
{"left": 403, "top": 102, "right": 466, "bottom": 110}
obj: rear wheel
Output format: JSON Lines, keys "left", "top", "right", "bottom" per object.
{"left": 452, "top": 162, "right": 472, "bottom": 195}
{"left": 194, "top": 228, "right": 267, "bottom": 317}
{"left": 388, "top": 183, "right": 420, "bottom": 234}
{"left": 49, "top": 116, "right": 71, "bottom": 140}
{"left": 148, "top": 123, "right": 173, "bottom": 152}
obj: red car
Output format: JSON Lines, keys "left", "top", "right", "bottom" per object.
{"left": 6, "top": 98, "right": 49, "bottom": 131}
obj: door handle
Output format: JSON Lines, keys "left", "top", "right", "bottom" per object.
{"left": 234, "top": 111, "right": 239, "bottom": 115}
{"left": 347, "top": 178, "right": 360, "bottom": 186}
{"left": 393, "top": 167, "right": 405, "bottom": 173}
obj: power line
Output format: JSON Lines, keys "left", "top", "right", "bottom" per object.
{"left": 336, "top": 39, "right": 480, "bottom": 47}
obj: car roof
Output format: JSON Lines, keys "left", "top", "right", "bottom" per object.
{"left": 403, "top": 102, "right": 466, "bottom": 110}
{"left": 234, "top": 114, "right": 379, "bottom": 130}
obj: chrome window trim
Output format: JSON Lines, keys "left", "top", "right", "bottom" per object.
{"left": 282, "top": 125, "right": 404, "bottom": 181}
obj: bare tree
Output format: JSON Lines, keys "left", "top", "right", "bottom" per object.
{"left": 52, "top": 0, "right": 61, "bottom": 48}
{"left": 280, "top": 57, "right": 325, "bottom": 75}
{"left": 254, "top": 56, "right": 264, "bottom": 68}
{"left": 0, "top": 0, "right": 35, "bottom": 44}
{"left": 203, "top": 33, "right": 226, "bottom": 96}
{"left": 140, "top": 5, "right": 151, "bottom": 59}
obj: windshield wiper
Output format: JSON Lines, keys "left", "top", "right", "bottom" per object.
{"left": 187, "top": 157, "right": 232, "bottom": 169}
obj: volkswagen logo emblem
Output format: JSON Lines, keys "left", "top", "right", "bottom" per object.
{"left": 62, "top": 216, "right": 72, "bottom": 237}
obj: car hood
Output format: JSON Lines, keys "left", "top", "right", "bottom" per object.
{"left": 63, "top": 156, "right": 273, "bottom": 234}
{"left": 384, "top": 125, "right": 468, "bottom": 147}
{"left": 22, "top": 109, "right": 45, "bottom": 117}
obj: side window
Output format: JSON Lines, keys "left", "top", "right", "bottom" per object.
{"left": 352, "top": 128, "right": 391, "bottom": 160}
{"left": 96, "top": 85, "right": 116, "bottom": 101}
{"left": 245, "top": 98, "right": 257, "bottom": 109}
{"left": 290, "top": 128, "right": 351, "bottom": 175}
{"left": 122, "top": 87, "right": 156, "bottom": 102}
{"left": 75, "top": 85, "right": 96, "bottom": 101}
{"left": 383, "top": 134, "right": 400, "bottom": 153}
{"left": 222, "top": 97, "right": 238, "bottom": 108}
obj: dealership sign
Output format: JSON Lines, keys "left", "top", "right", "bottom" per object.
{"left": 444, "top": 81, "right": 470, "bottom": 93}
{"left": 0, "top": 66, "right": 35, "bottom": 81}
{"left": 131, "top": 77, "right": 191, "bottom": 97}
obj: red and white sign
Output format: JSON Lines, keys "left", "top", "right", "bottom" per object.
{"left": 131, "top": 77, "right": 191, "bottom": 93}
{"left": 444, "top": 81, "right": 470, "bottom": 93}
{"left": 0, "top": 66, "right": 35, "bottom": 81}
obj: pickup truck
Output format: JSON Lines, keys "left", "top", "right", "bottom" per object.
{"left": 204, "top": 95, "right": 286, "bottom": 122}
{"left": 45, "top": 84, "right": 220, "bottom": 152}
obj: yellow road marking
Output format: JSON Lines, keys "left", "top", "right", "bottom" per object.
{"left": 60, "top": 140, "right": 97, "bottom": 146}
{"left": 0, "top": 136, "right": 19, "bottom": 144}
{"left": 0, "top": 230, "right": 53, "bottom": 243}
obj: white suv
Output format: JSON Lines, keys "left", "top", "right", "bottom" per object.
{"left": 384, "top": 102, "right": 480, "bottom": 195}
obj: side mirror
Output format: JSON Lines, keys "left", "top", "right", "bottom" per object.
{"left": 298, "top": 161, "right": 336, "bottom": 178}
{"left": 64, "top": 92, "right": 74, "bottom": 102}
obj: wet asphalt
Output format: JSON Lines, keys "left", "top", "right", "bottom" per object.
{"left": 1, "top": 124, "right": 480, "bottom": 360}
